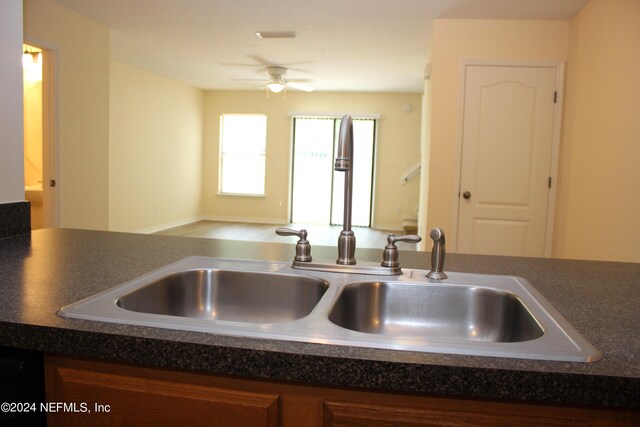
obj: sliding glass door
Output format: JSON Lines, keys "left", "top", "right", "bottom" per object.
{"left": 291, "top": 117, "right": 376, "bottom": 227}
{"left": 290, "top": 118, "right": 335, "bottom": 224}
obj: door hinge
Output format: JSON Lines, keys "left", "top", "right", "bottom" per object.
{"left": 553, "top": 91, "right": 558, "bottom": 103}
{"left": 548, "top": 177, "right": 552, "bottom": 188}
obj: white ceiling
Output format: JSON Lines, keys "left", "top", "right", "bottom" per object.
{"left": 51, "top": 0, "right": 590, "bottom": 93}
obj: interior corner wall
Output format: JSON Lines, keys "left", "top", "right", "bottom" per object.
{"left": 554, "top": 0, "right": 640, "bottom": 263}
{"left": 0, "top": 0, "right": 24, "bottom": 203}
{"left": 417, "top": 79, "right": 432, "bottom": 251}
{"left": 109, "top": 60, "right": 204, "bottom": 233}
{"left": 202, "top": 91, "right": 422, "bottom": 230}
{"left": 23, "top": 0, "right": 110, "bottom": 230}
{"left": 427, "top": 19, "right": 569, "bottom": 251}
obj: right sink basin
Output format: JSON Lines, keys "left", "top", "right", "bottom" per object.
{"left": 324, "top": 271, "right": 602, "bottom": 362}
{"left": 328, "top": 281, "right": 544, "bottom": 343}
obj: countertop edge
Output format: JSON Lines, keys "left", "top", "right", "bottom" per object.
{"left": 2, "top": 322, "right": 638, "bottom": 409}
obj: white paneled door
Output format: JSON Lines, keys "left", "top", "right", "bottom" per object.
{"left": 456, "top": 64, "right": 562, "bottom": 257}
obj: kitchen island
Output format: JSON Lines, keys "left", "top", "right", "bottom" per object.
{"left": 0, "top": 228, "right": 638, "bottom": 424}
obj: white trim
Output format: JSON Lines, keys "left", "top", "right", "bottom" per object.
{"left": 136, "top": 215, "right": 290, "bottom": 234}
{"left": 372, "top": 223, "right": 404, "bottom": 233}
{"left": 287, "top": 111, "right": 381, "bottom": 119}
{"left": 543, "top": 62, "right": 565, "bottom": 258}
{"left": 369, "top": 119, "right": 380, "bottom": 229}
{"left": 135, "top": 217, "right": 201, "bottom": 234}
{"left": 455, "top": 59, "right": 566, "bottom": 69}
{"left": 450, "top": 59, "right": 565, "bottom": 257}
{"left": 200, "top": 215, "right": 286, "bottom": 225}
{"left": 449, "top": 60, "right": 469, "bottom": 253}
{"left": 216, "top": 192, "right": 266, "bottom": 198}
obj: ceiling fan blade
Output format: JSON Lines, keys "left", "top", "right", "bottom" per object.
{"left": 219, "top": 62, "right": 259, "bottom": 67}
{"left": 286, "top": 78, "right": 313, "bottom": 83}
{"left": 287, "top": 82, "right": 315, "bottom": 92}
{"left": 230, "top": 78, "right": 270, "bottom": 82}
{"left": 247, "top": 55, "right": 314, "bottom": 73}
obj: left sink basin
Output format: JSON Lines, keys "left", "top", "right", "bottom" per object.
{"left": 59, "top": 257, "right": 329, "bottom": 329}
{"left": 116, "top": 269, "right": 328, "bottom": 323}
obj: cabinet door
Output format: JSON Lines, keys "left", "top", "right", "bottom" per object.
{"left": 46, "top": 358, "right": 279, "bottom": 427}
{"left": 323, "top": 400, "right": 632, "bottom": 427}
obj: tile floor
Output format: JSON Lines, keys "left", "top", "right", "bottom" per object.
{"left": 154, "top": 220, "right": 419, "bottom": 250}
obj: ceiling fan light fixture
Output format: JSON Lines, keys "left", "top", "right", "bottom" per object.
{"left": 267, "top": 82, "right": 285, "bottom": 93}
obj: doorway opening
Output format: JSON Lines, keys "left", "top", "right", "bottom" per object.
{"left": 23, "top": 43, "right": 57, "bottom": 229}
{"left": 290, "top": 116, "right": 376, "bottom": 227}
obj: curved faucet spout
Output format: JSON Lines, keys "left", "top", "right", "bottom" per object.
{"left": 335, "top": 116, "right": 353, "bottom": 174}
{"left": 335, "top": 115, "right": 356, "bottom": 265}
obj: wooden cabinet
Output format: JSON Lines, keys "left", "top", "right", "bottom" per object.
{"left": 45, "top": 357, "right": 278, "bottom": 426}
{"left": 46, "top": 356, "right": 638, "bottom": 427}
{"left": 322, "top": 400, "right": 633, "bottom": 426}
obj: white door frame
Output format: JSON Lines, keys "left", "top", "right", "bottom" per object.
{"left": 449, "top": 59, "right": 565, "bottom": 257}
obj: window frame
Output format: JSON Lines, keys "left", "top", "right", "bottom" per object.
{"left": 218, "top": 113, "right": 267, "bottom": 196}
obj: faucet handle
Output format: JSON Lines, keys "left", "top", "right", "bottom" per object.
{"left": 275, "top": 228, "right": 312, "bottom": 262}
{"left": 381, "top": 234, "right": 422, "bottom": 268}
{"left": 426, "top": 227, "right": 448, "bottom": 280}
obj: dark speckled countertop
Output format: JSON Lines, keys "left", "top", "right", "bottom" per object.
{"left": 0, "top": 229, "right": 638, "bottom": 409}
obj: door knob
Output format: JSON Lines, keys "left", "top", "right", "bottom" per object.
{"left": 462, "top": 191, "right": 471, "bottom": 199}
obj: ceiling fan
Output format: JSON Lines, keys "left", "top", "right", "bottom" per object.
{"left": 233, "top": 66, "right": 314, "bottom": 93}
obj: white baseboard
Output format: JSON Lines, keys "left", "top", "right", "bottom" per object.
{"left": 136, "top": 215, "right": 288, "bottom": 234}
{"left": 200, "top": 215, "right": 286, "bottom": 225}
{"left": 135, "top": 217, "right": 201, "bottom": 234}
{"left": 372, "top": 223, "right": 404, "bottom": 233}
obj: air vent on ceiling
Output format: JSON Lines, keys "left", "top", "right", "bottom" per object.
{"left": 256, "top": 31, "right": 297, "bottom": 39}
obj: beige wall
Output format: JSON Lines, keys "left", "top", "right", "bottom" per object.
{"left": 425, "top": 19, "right": 570, "bottom": 249}
{"left": 0, "top": 0, "right": 24, "bottom": 203}
{"left": 24, "top": 0, "right": 110, "bottom": 229}
{"left": 203, "top": 91, "right": 422, "bottom": 230}
{"left": 554, "top": 0, "right": 640, "bottom": 262}
{"left": 109, "top": 60, "right": 204, "bottom": 232}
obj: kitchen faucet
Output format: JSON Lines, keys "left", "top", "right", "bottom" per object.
{"left": 276, "top": 114, "right": 422, "bottom": 275}
{"left": 335, "top": 114, "right": 356, "bottom": 265}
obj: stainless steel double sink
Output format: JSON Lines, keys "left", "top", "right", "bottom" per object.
{"left": 58, "top": 257, "right": 601, "bottom": 362}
